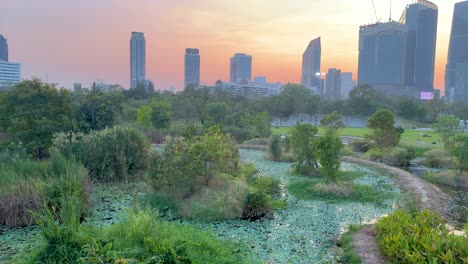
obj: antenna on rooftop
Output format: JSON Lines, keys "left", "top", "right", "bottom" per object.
{"left": 389, "top": 0, "right": 392, "bottom": 21}
{"left": 371, "top": 0, "right": 379, "bottom": 23}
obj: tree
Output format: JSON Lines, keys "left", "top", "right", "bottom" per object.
{"left": 395, "top": 97, "right": 419, "bottom": 120}
{"left": 349, "top": 84, "right": 379, "bottom": 116}
{"left": 280, "top": 83, "right": 313, "bottom": 119}
{"left": 206, "top": 102, "right": 231, "bottom": 125}
{"left": 320, "top": 111, "right": 344, "bottom": 132}
{"left": 0, "top": 79, "right": 72, "bottom": 158}
{"left": 422, "top": 99, "right": 448, "bottom": 123}
{"left": 451, "top": 134, "right": 468, "bottom": 175}
{"left": 184, "top": 85, "right": 211, "bottom": 125}
{"left": 137, "top": 99, "right": 173, "bottom": 130}
{"left": 315, "top": 132, "right": 343, "bottom": 182}
{"left": 453, "top": 102, "right": 468, "bottom": 128}
{"left": 367, "top": 109, "right": 400, "bottom": 151}
{"left": 433, "top": 115, "right": 460, "bottom": 151}
{"left": 290, "top": 123, "right": 319, "bottom": 175}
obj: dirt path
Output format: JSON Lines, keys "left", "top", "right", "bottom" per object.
{"left": 342, "top": 156, "right": 454, "bottom": 264}
{"left": 351, "top": 226, "right": 386, "bottom": 264}
{"left": 342, "top": 156, "right": 452, "bottom": 219}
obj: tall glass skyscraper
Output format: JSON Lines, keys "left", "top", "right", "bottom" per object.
{"left": 184, "top": 48, "right": 200, "bottom": 89}
{"left": 400, "top": 0, "right": 438, "bottom": 92}
{"left": 130, "top": 32, "right": 146, "bottom": 89}
{"left": 0, "top": 34, "right": 8, "bottom": 62}
{"left": 301, "top": 37, "right": 321, "bottom": 89}
{"left": 358, "top": 22, "right": 408, "bottom": 86}
{"left": 445, "top": 1, "right": 468, "bottom": 103}
{"left": 325, "top": 68, "right": 341, "bottom": 100}
{"left": 230, "top": 53, "right": 252, "bottom": 83}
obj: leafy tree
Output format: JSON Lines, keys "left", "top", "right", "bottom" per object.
{"left": 290, "top": 123, "right": 319, "bottom": 175}
{"left": 136, "top": 105, "right": 152, "bottom": 127}
{"left": 320, "top": 111, "right": 344, "bottom": 132}
{"left": 451, "top": 134, "right": 468, "bottom": 175}
{"left": 315, "top": 132, "right": 343, "bottom": 182}
{"left": 280, "top": 83, "right": 313, "bottom": 119}
{"left": 433, "top": 115, "right": 461, "bottom": 151}
{"left": 125, "top": 80, "right": 155, "bottom": 100}
{"left": 268, "top": 134, "right": 282, "bottom": 161}
{"left": 269, "top": 93, "right": 294, "bottom": 123}
{"left": 184, "top": 85, "right": 211, "bottom": 125}
{"left": 396, "top": 97, "right": 419, "bottom": 120}
{"left": 305, "top": 95, "right": 320, "bottom": 123}
{"left": 0, "top": 79, "right": 72, "bottom": 158}
{"left": 422, "top": 99, "right": 448, "bottom": 123}
{"left": 74, "top": 84, "right": 123, "bottom": 133}
{"left": 150, "top": 100, "right": 173, "bottom": 130}
{"left": 367, "top": 109, "right": 400, "bottom": 151}
{"left": 349, "top": 84, "right": 379, "bottom": 116}
{"left": 206, "top": 102, "right": 231, "bottom": 125}
{"left": 454, "top": 102, "right": 468, "bottom": 128}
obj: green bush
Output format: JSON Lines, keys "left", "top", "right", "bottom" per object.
{"left": 349, "top": 139, "right": 372, "bottom": 153}
{"left": 376, "top": 210, "right": 468, "bottom": 263}
{"left": 250, "top": 176, "right": 281, "bottom": 196}
{"left": 25, "top": 208, "right": 255, "bottom": 264}
{"left": 55, "top": 126, "right": 150, "bottom": 182}
{"left": 242, "top": 191, "right": 272, "bottom": 220}
{"left": 365, "top": 148, "right": 384, "bottom": 162}
{"left": 341, "top": 145, "right": 354, "bottom": 156}
{"left": 268, "top": 134, "right": 282, "bottom": 161}
{"left": 242, "top": 137, "right": 270, "bottom": 145}
{"left": 0, "top": 152, "right": 90, "bottom": 228}
{"left": 382, "top": 147, "right": 416, "bottom": 168}
{"left": 422, "top": 149, "right": 454, "bottom": 168}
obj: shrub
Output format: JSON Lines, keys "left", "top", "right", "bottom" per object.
{"left": 381, "top": 147, "right": 415, "bottom": 168}
{"left": 242, "top": 137, "right": 270, "bottom": 145}
{"left": 55, "top": 126, "right": 150, "bottom": 182}
{"left": 376, "top": 210, "right": 467, "bottom": 263}
{"left": 349, "top": 139, "right": 372, "bottom": 153}
{"left": 268, "top": 134, "right": 282, "bottom": 161}
{"left": 0, "top": 152, "right": 90, "bottom": 228}
{"left": 341, "top": 145, "right": 354, "bottom": 156}
{"left": 422, "top": 171, "right": 468, "bottom": 189}
{"left": 250, "top": 176, "right": 281, "bottom": 196}
{"left": 422, "top": 149, "right": 454, "bottom": 168}
{"left": 242, "top": 191, "right": 272, "bottom": 220}
{"left": 365, "top": 148, "right": 384, "bottom": 162}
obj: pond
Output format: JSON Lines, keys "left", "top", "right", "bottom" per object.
{"left": 0, "top": 150, "right": 402, "bottom": 263}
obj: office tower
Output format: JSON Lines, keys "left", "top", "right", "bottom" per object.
{"left": 0, "top": 34, "right": 7, "bottom": 62}
{"left": 130, "top": 32, "right": 146, "bottom": 89}
{"left": 358, "top": 21, "right": 408, "bottom": 86}
{"left": 73, "top": 83, "right": 82, "bottom": 91}
{"left": 184, "top": 48, "right": 200, "bottom": 89}
{"left": 301, "top": 37, "right": 321, "bottom": 89}
{"left": 230, "top": 53, "right": 252, "bottom": 83}
{"left": 445, "top": 1, "right": 468, "bottom": 103}
{"left": 400, "top": 0, "right": 438, "bottom": 92}
{"left": 340, "top": 72, "right": 355, "bottom": 99}
{"left": 0, "top": 61, "right": 21, "bottom": 88}
{"left": 325, "top": 68, "right": 341, "bottom": 100}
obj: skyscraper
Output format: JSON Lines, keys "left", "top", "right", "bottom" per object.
{"left": 130, "top": 32, "right": 146, "bottom": 89}
{"left": 230, "top": 53, "right": 252, "bottom": 83}
{"left": 184, "top": 48, "right": 200, "bottom": 89}
{"left": 400, "top": 0, "right": 438, "bottom": 92}
{"left": 340, "top": 72, "right": 355, "bottom": 100}
{"left": 301, "top": 37, "right": 321, "bottom": 89}
{"left": 357, "top": 21, "right": 408, "bottom": 86}
{"left": 325, "top": 68, "right": 341, "bottom": 100}
{"left": 445, "top": 1, "right": 468, "bottom": 103}
{"left": 0, "top": 34, "right": 8, "bottom": 62}
{"left": 0, "top": 61, "right": 21, "bottom": 88}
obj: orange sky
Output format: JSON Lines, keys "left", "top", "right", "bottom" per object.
{"left": 2, "top": 0, "right": 459, "bottom": 93}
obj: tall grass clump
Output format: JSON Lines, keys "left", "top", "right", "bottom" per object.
{"left": 55, "top": 126, "right": 150, "bottom": 182}
{"left": 376, "top": 210, "right": 467, "bottom": 263}
{"left": 24, "top": 208, "right": 255, "bottom": 264}
{"left": 0, "top": 152, "right": 90, "bottom": 228}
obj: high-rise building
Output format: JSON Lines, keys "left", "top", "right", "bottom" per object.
{"left": 340, "top": 72, "right": 355, "bottom": 100}
{"left": 73, "top": 83, "right": 82, "bottom": 91}
{"left": 358, "top": 21, "right": 408, "bottom": 86}
{"left": 400, "top": 0, "right": 438, "bottom": 92}
{"left": 130, "top": 32, "right": 146, "bottom": 89}
{"left": 0, "top": 61, "right": 21, "bottom": 88}
{"left": 325, "top": 68, "right": 341, "bottom": 100}
{"left": 230, "top": 53, "right": 252, "bottom": 83}
{"left": 184, "top": 48, "right": 200, "bottom": 89}
{"left": 301, "top": 37, "right": 321, "bottom": 89}
{"left": 445, "top": 1, "right": 468, "bottom": 103}
{"left": 0, "top": 34, "right": 8, "bottom": 62}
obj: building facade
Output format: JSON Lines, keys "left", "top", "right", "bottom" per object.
{"left": 130, "top": 32, "right": 146, "bottom": 89}
{"left": 230, "top": 53, "right": 252, "bottom": 83}
{"left": 0, "top": 61, "right": 21, "bottom": 88}
{"left": 184, "top": 48, "right": 200, "bottom": 89}
{"left": 214, "top": 78, "right": 281, "bottom": 99}
{"left": 0, "top": 34, "right": 8, "bottom": 62}
{"left": 325, "top": 68, "right": 342, "bottom": 100}
{"left": 400, "top": 0, "right": 438, "bottom": 92}
{"left": 340, "top": 72, "right": 355, "bottom": 100}
{"left": 358, "top": 21, "right": 408, "bottom": 87}
{"left": 445, "top": 1, "right": 468, "bottom": 103}
{"left": 301, "top": 37, "right": 321, "bottom": 89}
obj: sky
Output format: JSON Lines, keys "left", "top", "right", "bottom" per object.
{"left": 1, "top": 0, "right": 461, "bottom": 92}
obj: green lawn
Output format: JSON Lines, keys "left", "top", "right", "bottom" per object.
{"left": 272, "top": 126, "right": 443, "bottom": 153}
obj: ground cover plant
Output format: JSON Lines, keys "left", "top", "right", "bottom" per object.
{"left": 376, "top": 210, "right": 468, "bottom": 263}
{"left": 0, "top": 152, "right": 90, "bottom": 228}
{"left": 55, "top": 126, "right": 150, "bottom": 182}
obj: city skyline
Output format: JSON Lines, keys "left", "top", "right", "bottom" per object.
{"left": 1, "top": 0, "right": 461, "bottom": 92}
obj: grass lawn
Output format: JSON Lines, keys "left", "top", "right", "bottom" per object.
{"left": 272, "top": 126, "right": 444, "bottom": 154}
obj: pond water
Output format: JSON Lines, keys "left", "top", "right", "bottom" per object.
{"left": 0, "top": 150, "right": 402, "bottom": 263}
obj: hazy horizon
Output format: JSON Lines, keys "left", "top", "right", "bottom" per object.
{"left": 2, "top": 0, "right": 460, "bottom": 92}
